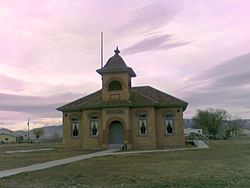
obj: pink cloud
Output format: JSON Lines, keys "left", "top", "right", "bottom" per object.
{"left": 114, "top": 0, "right": 181, "bottom": 33}
{"left": 124, "top": 34, "right": 190, "bottom": 54}
{"left": 0, "top": 0, "right": 250, "bottom": 130}
{"left": 0, "top": 74, "right": 27, "bottom": 91}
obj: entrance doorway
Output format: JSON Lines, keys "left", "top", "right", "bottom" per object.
{"left": 108, "top": 121, "right": 123, "bottom": 148}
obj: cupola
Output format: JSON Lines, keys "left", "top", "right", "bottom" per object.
{"left": 96, "top": 47, "right": 136, "bottom": 101}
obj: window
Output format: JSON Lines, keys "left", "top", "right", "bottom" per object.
{"left": 138, "top": 114, "right": 147, "bottom": 135}
{"left": 109, "top": 80, "right": 122, "bottom": 91}
{"left": 71, "top": 117, "right": 79, "bottom": 137}
{"left": 165, "top": 113, "right": 174, "bottom": 135}
{"left": 90, "top": 116, "right": 98, "bottom": 136}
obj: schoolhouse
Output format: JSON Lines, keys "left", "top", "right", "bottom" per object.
{"left": 57, "top": 47, "right": 188, "bottom": 150}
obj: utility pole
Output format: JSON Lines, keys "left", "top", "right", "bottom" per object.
{"left": 27, "top": 118, "right": 30, "bottom": 143}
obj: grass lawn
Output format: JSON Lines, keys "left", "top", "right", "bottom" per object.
{"left": 0, "top": 140, "right": 250, "bottom": 187}
{"left": 0, "top": 143, "right": 92, "bottom": 170}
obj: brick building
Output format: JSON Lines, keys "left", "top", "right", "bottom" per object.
{"left": 57, "top": 47, "right": 188, "bottom": 150}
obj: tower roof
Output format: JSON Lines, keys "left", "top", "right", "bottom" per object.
{"left": 96, "top": 47, "right": 136, "bottom": 77}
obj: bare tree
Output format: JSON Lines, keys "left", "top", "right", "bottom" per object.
{"left": 193, "top": 108, "right": 229, "bottom": 138}
{"left": 33, "top": 128, "right": 44, "bottom": 140}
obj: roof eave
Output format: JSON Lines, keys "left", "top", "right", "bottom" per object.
{"left": 157, "top": 103, "right": 188, "bottom": 111}
{"left": 57, "top": 103, "right": 188, "bottom": 112}
{"left": 96, "top": 68, "right": 136, "bottom": 77}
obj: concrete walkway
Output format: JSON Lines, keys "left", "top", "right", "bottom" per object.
{"left": 5, "top": 148, "right": 53, "bottom": 154}
{"left": 0, "top": 147, "right": 205, "bottom": 179}
{"left": 112, "top": 147, "right": 198, "bottom": 155}
{"left": 0, "top": 149, "right": 118, "bottom": 179}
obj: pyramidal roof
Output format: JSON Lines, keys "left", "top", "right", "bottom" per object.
{"left": 96, "top": 47, "right": 136, "bottom": 77}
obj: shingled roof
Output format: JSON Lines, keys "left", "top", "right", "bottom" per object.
{"left": 57, "top": 86, "right": 188, "bottom": 112}
{"left": 96, "top": 47, "right": 136, "bottom": 77}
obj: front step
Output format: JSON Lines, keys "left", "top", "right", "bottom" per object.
{"left": 193, "top": 140, "right": 209, "bottom": 148}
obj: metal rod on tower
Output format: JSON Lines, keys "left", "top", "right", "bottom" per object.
{"left": 101, "top": 32, "right": 104, "bottom": 68}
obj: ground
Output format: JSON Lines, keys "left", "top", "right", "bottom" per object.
{"left": 0, "top": 140, "right": 250, "bottom": 187}
{"left": 0, "top": 143, "right": 91, "bottom": 170}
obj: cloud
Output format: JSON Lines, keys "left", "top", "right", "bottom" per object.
{"left": 0, "top": 74, "right": 28, "bottom": 92}
{"left": 182, "top": 53, "right": 250, "bottom": 118}
{"left": 197, "top": 53, "right": 250, "bottom": 88}
{"left": 0, "top": 104, "right": 60, "bottom": 113}
{"left": 185, "top": 88, "right": 250, "bottom": 107}
{"left": 114, "top": 0, "right": 181, "bottom": 33}
{"left": 0, "top": 92, "right": 82, "bottom": 118}
{"left": 0, "top": 92, "right": 83, "bottom": 129}
{"left": 124, "top": 34, "right": 190, "bottom": 54}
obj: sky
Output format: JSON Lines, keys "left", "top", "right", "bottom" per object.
{"left": 0, "top": 0, "right": 250, "bottom": 130}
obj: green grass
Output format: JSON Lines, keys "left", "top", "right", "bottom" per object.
{"left": 0, "top": 143, "right": 92, "bottom": 170}
{"left": 0, "top": 140, "right": 250, "bottom": 187}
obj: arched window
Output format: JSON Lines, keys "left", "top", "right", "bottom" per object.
{"left": 109, "top": 80, "right": 122, "bottom": 91}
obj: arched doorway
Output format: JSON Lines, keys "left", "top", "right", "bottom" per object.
{"left": 108, "top": 121, "right": 123, "bottom": 148}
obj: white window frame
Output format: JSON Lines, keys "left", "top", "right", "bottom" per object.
{"left": 138, "top": 114, "right": 148, "bottom": 136}
{"left": 165, "top": 113, "right": 174, "bottom": 135}
{"left": 90, "top": 116, "right": 98, "bottom": 137}
{"left": 71, "top": 117, "right": 80, "bottom": 137}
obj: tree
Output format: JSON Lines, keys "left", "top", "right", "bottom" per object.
{"left": 33, "top": 128, "right": 44, "bottom": 140}
{"left": 193, "top": 108, "right": 229, "bottom": 138}
{"left": 225, "top": 119, "right": 241, "bottom": 138}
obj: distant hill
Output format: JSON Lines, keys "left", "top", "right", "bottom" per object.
{"left": 14, "top": 130, "right": 27, "bottom": 137}
{"left": 184, "top": 119, "right": 195, "bottom": 128}
{"left": 238, "top": 119, "right": 250, "bottom": 130}
{"left": 0, "top": 128, "right": 14, "bottom": 135}
{"left": 39, "top": 125, "right": 63, "bottom": 140}
{"left": 14, "top": 125, "right": 62, "bottom": 141}
{"left": 184, "top": 119, "right": 250, "bottom": 130}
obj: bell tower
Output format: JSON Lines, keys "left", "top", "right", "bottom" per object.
{"left": 96, "top": 47, "right": 136, "bottom": 101}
